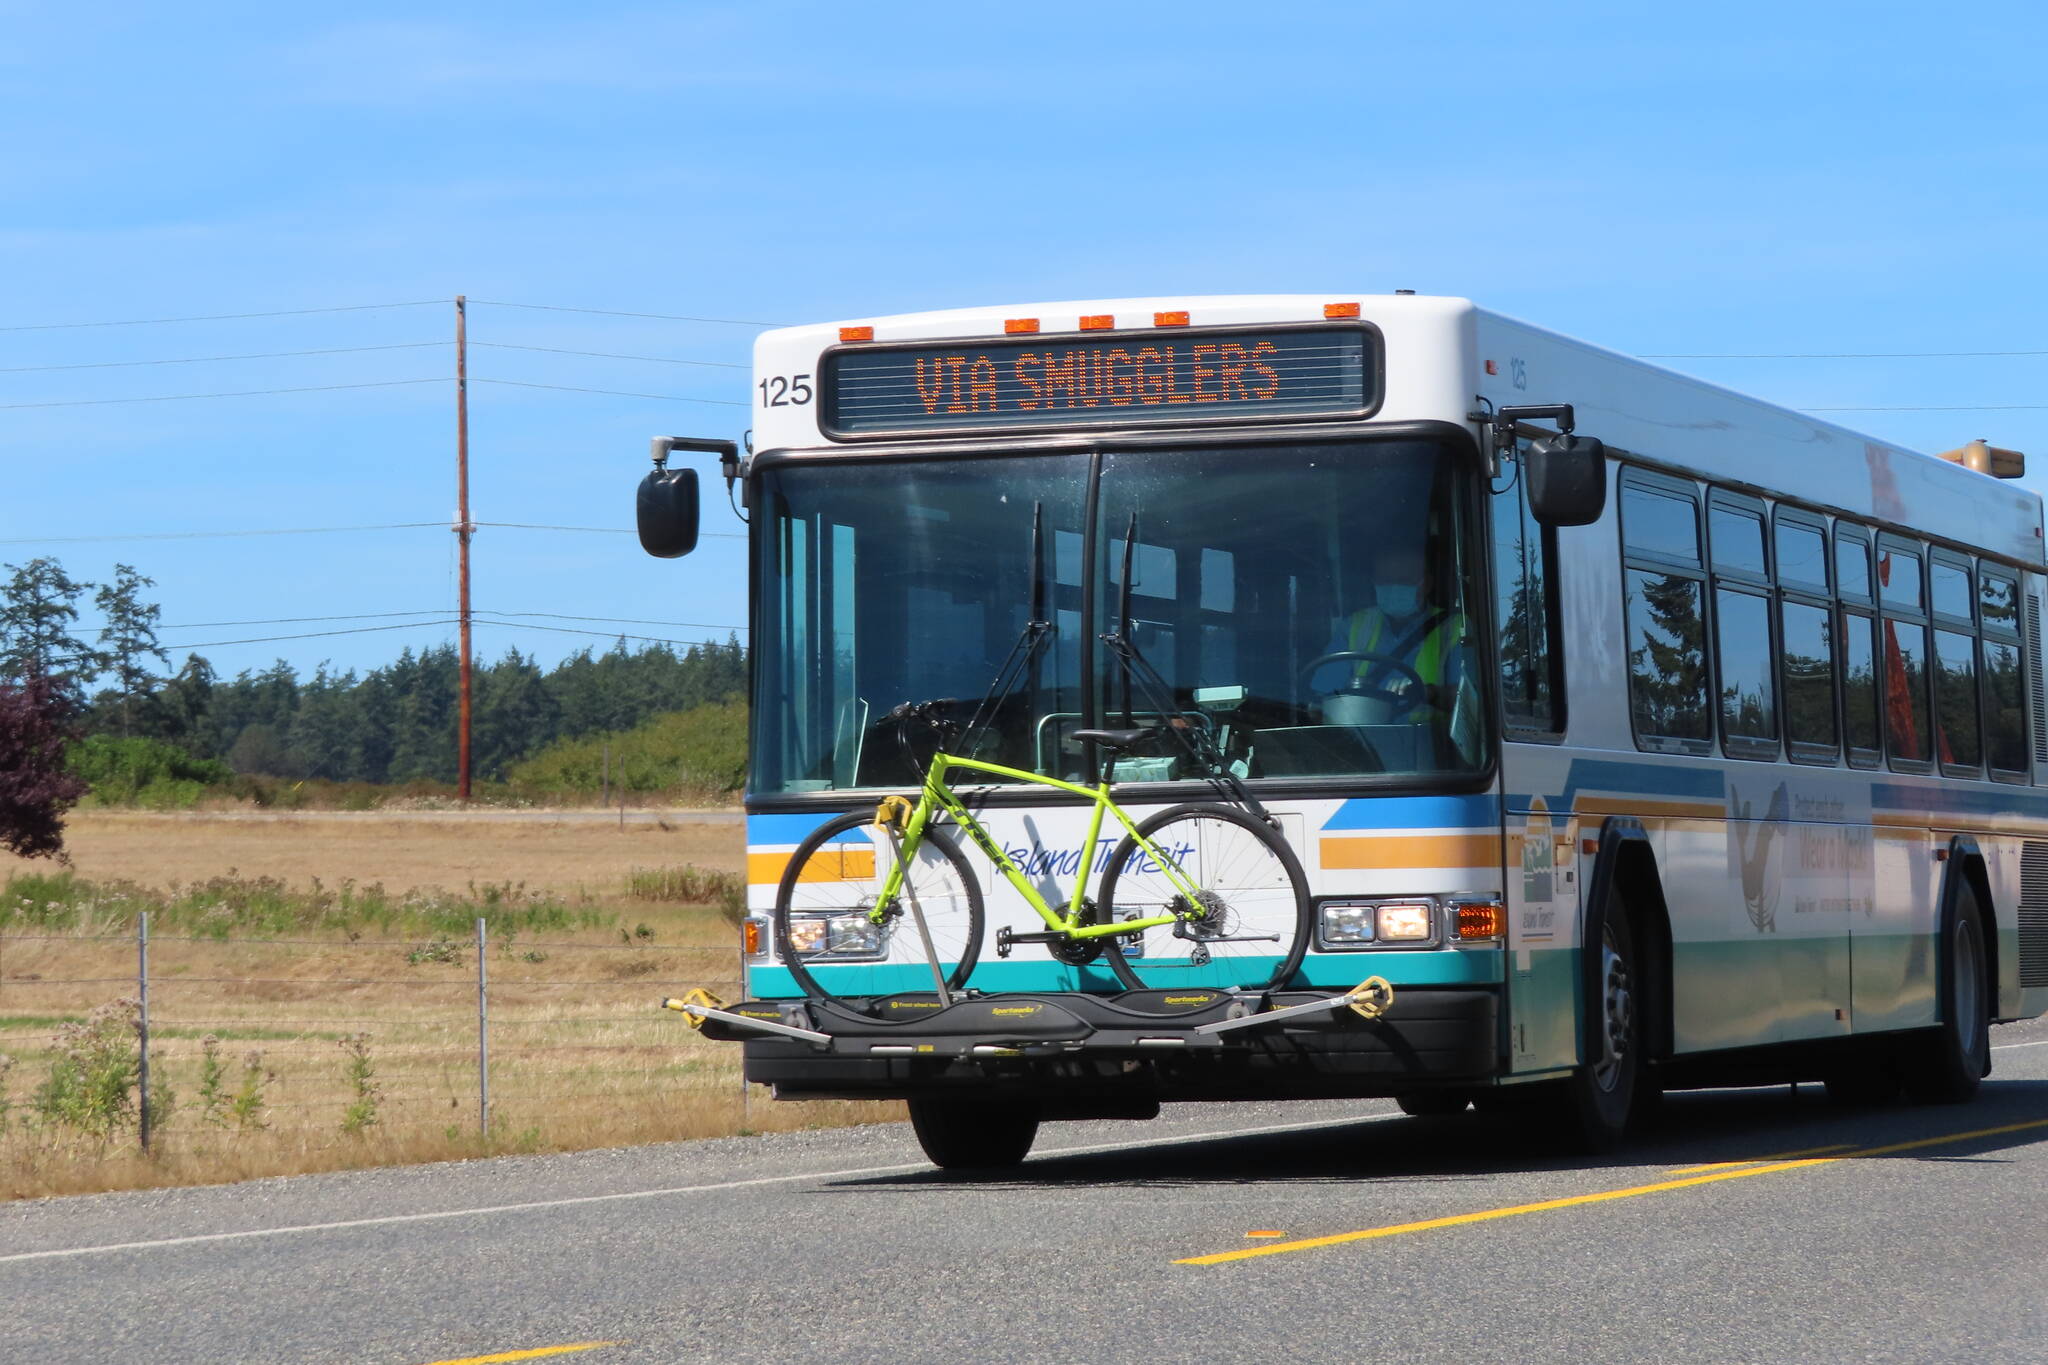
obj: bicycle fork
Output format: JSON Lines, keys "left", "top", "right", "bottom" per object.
{"left": 871, "top": 789, "right": 956, "bottom": 1007}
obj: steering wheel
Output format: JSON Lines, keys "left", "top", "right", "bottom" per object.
{"left": 1299, "top": 650, "right": 1431, "bottom": 713}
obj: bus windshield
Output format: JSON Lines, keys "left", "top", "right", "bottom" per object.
{"left": 752, "top": 436, "right": 1487, "bottom": 794}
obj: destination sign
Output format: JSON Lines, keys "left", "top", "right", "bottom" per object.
{"left": 823, "top": 325, "right": 1375, "bottom": 436}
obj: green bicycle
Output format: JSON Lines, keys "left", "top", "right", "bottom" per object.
{"left": 772, "top": 699, "right": 1312, "bottom": 1004}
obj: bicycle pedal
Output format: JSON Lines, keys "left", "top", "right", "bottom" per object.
{"left": 995, "top": 926, "right": 1013, "bottom": 959}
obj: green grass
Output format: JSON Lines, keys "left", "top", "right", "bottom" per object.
{"left": 0, "top": 869, "right": 616, "bottom": 940}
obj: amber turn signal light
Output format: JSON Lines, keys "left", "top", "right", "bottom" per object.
{"left": 1455, "top": 901, "right": 1506, "bottom": 941}
{"left": 742, "top": 919, "right": 763, "bottom": 955}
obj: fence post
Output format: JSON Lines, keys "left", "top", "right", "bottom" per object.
{"left": 477, "top": 917, "right": 489, "bottom": 1137}
{"left": 137, "top": 911, "right": 151, "bottom": 1153}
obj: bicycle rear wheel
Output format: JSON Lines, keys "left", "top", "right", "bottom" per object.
{"left": 1096, "top": 804, "right": 1310, "bottom": 992}
{"left": 773, "top": 811, "right": 984, "bottom": 1003}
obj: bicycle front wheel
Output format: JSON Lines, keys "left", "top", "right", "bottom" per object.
{"left": 773, "top": 811, "right": 984, "bottom": 1003}
{"left": 1096, "top": 804, "right": 1310, "bottom": 992}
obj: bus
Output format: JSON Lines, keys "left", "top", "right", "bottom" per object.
{"left": 637, "top": 293, "right": 2048, "bottom": 1168}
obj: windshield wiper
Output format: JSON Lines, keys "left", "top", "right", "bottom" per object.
{"left": 1100, "top": 510, "right": 1271, "bottom": 824}
{"left": 957, "top": 501, "right": 1053, "bottom": 755}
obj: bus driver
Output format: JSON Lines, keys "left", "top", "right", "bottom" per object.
{"left": 1311, "top": 534, "right": 1471, "bottom": 730}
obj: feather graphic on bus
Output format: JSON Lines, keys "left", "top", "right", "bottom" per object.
{"left": 1732, "top": 781, "right": 1789, "bottom": 934}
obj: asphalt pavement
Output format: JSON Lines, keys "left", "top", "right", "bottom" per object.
{"left": 7, "top": 1017, "right": 2048, "bottom": 1364}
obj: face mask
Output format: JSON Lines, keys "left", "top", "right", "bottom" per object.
{"left": 1376, "top": 584, "right": 1420, "bottom": 617}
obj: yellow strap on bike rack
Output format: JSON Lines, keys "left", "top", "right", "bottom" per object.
{"left": 1346, "top": 976, "right": 1394, "bottom": 1020}
{"left": 873, "top": 795, "right": 915, "bottom": 832}
{"left": 663, "top": 986, "right": 727, "bottom": 1031}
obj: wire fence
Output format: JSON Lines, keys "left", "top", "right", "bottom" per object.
{"left": 0, "top": 917, "right": 747, "bottom": 1153}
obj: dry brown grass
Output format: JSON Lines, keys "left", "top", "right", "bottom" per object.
{"left": 0, "top": 813, "right": 903, "bottom": 1201}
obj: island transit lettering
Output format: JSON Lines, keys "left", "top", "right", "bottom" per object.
{"left": 914, "top": 340, "right": 1283, "bottom": 416}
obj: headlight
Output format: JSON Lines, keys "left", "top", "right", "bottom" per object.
{"left": 1375, "top": 902, "right": 1434, "bottom": 942}
{"left": 785, "top": 914, "right": 886, "bottom": 959}
{"left": 1319, "top": 903, "right": 1375, "bottom": 945}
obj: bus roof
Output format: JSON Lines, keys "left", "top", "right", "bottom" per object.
{"left": 755, "top": 294, "right": 2043, "bottom": 569}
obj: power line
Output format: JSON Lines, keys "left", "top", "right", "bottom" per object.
{"left": 480, "top": 610, "right": 745, "bottom": 631}
{"left": 0, "top": 523, "right": 445, "bottom": 546}
{"left": 1797, "top": 404, "right": 2048, "bottom": 413}
{"left": 158, "top": 610, "right": 450, "bottom": 630}
{"left": 468, "top": 377, "right": 745, "bottom": 406}
{"left": 0, "top": 377, "right": 445, "bottom": 410}
{"left": 0, "top": 342, "right": 445, "bottom": 374}
{"left": 0, "top": 300, "right": 443, "bottom": 332}
{"left": 157, "top": 619, "right": 458, "bottom": 649}
{"left": 470, "top": 341, "right": 744, "bottom": 370}
{"left": 469, "top": 617, "right": 732, "bottom": 649}
{"left": 1647, "top": 349, "right": 2048, "bottom": 359}
{"left": 469, "top": 299, "right": 784, "bottom": 328}
{"left": 473, "top": 520, "right": 744, "bottom": 540}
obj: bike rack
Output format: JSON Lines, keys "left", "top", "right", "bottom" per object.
{"left": 1191, "top": 977, "right": 1394, "bottom": 1036}
{"left": 663, "top": 994, "right": 832, "bottom": 1045}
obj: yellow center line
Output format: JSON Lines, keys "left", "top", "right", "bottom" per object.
{"left": 415, "top": 1342, "right": 620, "bottom": 1365}
{"left": 1668, "top": 1142, "right": 1853, "bottom": 1175}
{"left": 1177, "top": 1117, "right": 2048, "bottom": 1266}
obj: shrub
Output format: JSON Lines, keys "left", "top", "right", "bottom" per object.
{"left": 1, "top": 674, "right": 88, "bottom": 859}
{"left": 68, "top": 734, "right": 231, "bottom": 806}
{"left": 508, "top": 701, "right": 746, "bottom": 799}
{"left": 626, "top": 865, "right": 746, "bottom": 925}
{"left": 32, "top": 1000, "right": 141, "bottom": 1142}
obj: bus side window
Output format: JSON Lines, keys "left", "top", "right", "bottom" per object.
{"left": 1930, "top": 552, "right": 1981, "bottom": 775}
{"left": 1619, "top": 471, "right": 1712, "bottom": 754}
{"left": 1836, "top": 525, "right": 1881, "bottom": 768}
{"left": 1981, "top": 569, "right": 2028, "bottom": 780}
{"left": 1878, "top": 536, "right": 1933, "bottom": 769}
{"left": 1491, "top": 452, "right": 1563, "bottom": 735}
{"left": 1776, "top": 511, "right": 1837, "bottom": 762}
{"left": 1709, "top": 492, "right": 1778, "bottom": 758}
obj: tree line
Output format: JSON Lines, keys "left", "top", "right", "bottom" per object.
{"left": 0, "top": 556, "right": 747, "bottom": 784}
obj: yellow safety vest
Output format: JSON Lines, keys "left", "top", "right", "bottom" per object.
{"left": 1347, "top": 607, "right": 1467, "bottom": 692}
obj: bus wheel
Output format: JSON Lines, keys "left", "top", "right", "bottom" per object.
{"left": 1551, "top": 906, "right": 1640, "bottom": 1151}
{"left": 1395, "top": 1091, "right": 1471, "bottom": 1117}
{"left": 1903, "top": 884, "right": 1991, "bottom": 1105}
{"left": 907, "top": 1097, "right": 1039, "bottom": 1170}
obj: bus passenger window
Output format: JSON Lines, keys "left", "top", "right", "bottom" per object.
{"left": 1841, "top": 609, "right": 1881, "bottom": 764}
{"left": 1884, "top": 617, "right": 1933, "bottom": 765}
{"left": 1933, "top": 627, "right": 1982, "bottom": 771}
{"left": 1717, "top": 587, "right": 1776, "bottom": 748}
{"left": 1775, "top": 520, "right": 1829, "bottom": 594}
{"left": 1625, "top": 569, "right": 1712, "bottom": 750}
{"left": 1982, "top": 571, "right": 2026, "bottom": 778}
{"left": 1781, "top": 599, "right": 1837, "bottom": 756}
{"left": 1836, "top": 533, "right": 1873, "bottom": 602}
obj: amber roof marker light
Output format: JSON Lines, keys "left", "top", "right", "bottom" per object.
{"left": 1324, "top": 302, "right": 1361, "bottom": 319}
{"left": 1080, "top": 314, "right": 1115, "bottom": 331}
{"left": 838, "top": 326, "right": 873, "bottom": 343}
{"left": 1005, "top": 318, "right": 1040, "bottom": 334}
{"left": 1153, "top": 310, "right": 1190, "bottom": 327}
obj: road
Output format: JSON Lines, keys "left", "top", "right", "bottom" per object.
{"left": 8, "top": 1018, "right": 2048, "bottom": 1364}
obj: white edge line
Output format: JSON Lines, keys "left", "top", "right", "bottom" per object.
{"left": 1993, "top": 1039, "right": 2048, "bottom": 1050}
{"left": 0, "top": 1112, "right": 1399, "bottom": 1266}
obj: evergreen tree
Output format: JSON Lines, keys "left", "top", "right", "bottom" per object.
{"left": 0, "top": 558, "right": 100, "bottom": 694}
{"left": 91, "top": 564, "right": 169, "bottom": 736}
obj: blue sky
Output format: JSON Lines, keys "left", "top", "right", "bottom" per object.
{"left": 4, "top": 2, "right": 2045, "bottom": 679}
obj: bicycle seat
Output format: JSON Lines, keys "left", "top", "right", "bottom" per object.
{"left": 1070, "top": 726, "right": 1160, "bottom": 751}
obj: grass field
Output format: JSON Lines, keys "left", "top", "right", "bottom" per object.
{"left": 0, "top": 812, "right": 896, "bottom": 1200}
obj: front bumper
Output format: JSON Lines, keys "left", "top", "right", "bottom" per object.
{"left": 709, "top": 986, "right": 1500, "bottom": 1102}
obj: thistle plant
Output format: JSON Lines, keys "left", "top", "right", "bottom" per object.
{"left": 339, "top": 1032, "right": 379, "bottom": 1135}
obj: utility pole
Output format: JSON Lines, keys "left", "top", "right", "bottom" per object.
{"left": 455, "top": 295, "right": 474, "bottom": 802}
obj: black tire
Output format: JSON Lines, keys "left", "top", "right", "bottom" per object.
{"left": 1095, "top": 804, "right": 1311, "bottom": 992}
{"left": 1903, "top": 883, "right": 1991, "bottom": 1104}
{"left": 1548, "top": 902, "right": 1641, "bottom": 1152}
{"left": 1396, "top": 1091, "right": 1471, "bottom": 1117}
{"left": 907, "top": 1097, "right": 1039, "bottom": 1170}
{"left": 773, "top": 811, "right": 984, "bottom": 1003}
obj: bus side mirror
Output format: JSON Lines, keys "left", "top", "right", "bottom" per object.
{"left": 637, "top": 467, "right": 700, "bottom": 558}
{"left": 1524, "top": 435, "right": 1607, "bottom": 527}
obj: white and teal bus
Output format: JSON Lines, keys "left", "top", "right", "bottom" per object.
{"left": 638, "top": 294, "right": 2048, "bottom": 1167}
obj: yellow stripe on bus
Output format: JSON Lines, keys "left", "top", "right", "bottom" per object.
{"left": 1320, "top": 834, "right": 1499, "bottom": 871}
{"left": 747, "top": 847, "right": 876, "bottom": 886}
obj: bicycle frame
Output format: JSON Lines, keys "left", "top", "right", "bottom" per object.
{"left": 871, "top": 751, "right": 1206, "bottom": 941}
